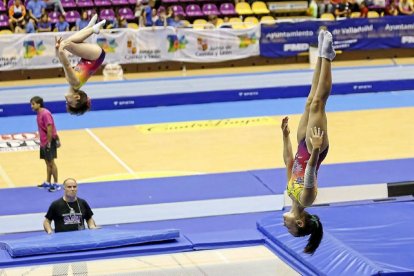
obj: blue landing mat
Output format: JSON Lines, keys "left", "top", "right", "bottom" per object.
{"left": 0, "top": 235, "right": 192, "bottom": 268}
{"left": 0, "top": 228, "right": 179, "bottom": 258}
{"left": 0, "top": 212, "right": 273, "bottom": 268}
{"left": 257, "top": 199, "right": 414, "bottom": 275}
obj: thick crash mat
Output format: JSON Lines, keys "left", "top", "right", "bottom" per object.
{"left": 257, "top": 200, "right": 414, "bottom": 275}
{"left": 0, "top": 228, "right": 179, "bottom": 258}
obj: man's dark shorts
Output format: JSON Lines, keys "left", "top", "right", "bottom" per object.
{"left": 40, "top": 138, "right": 58, "bottom": 161}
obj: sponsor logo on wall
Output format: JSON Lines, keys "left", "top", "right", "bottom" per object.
{"left": 0, "top": 132, "right": 40, "bottom": 152}
{"left": 238, "top": 34, "right": 257, "bottom": 48}
{"left": 97, "top": 37, "right": 118, "bottom": 53}
{"left": 197, "top": 37, "right": 209, "bottom": 51}
{"left": 167, "top": 35, "right": 188, "bottom": 52}
{"left": 23, "top": 40, "right": 45, "bottom": 59}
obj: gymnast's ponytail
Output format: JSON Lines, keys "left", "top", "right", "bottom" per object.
{"left": 297, "top": 212, "right": 323, "bottom": 255}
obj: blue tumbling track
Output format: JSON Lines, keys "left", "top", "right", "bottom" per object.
{"left": 257, "top": 198, "right": 414, "bottom": 275}
{"left": 1, "top": 158, "right": 414, "bottom": 216}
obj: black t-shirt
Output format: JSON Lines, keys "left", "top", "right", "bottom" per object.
{"left": 45, "top": 197, "right": 94, "bottom": 233}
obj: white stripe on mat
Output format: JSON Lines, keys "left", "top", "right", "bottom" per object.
{"left": 0, "top": 195, "right": 284, "bottom": 234}
{"left": 283, "top": 183, "right": 389, "bottom": 206}
{"left": 0, "top": 183, "right": 390, "bottom": 234}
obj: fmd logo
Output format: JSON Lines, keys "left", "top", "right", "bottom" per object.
{"left": 401, "top": 36, "right": 414, "bottom": 44}
{"left": 284, "top": 43, "right": 309, "bottom": 52}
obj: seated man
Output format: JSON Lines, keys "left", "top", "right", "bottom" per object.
{"left": 26, "top": 0, "right": 46, "bottom": 22}
{"left": 43, "top": 178, "right": 97, "bottom": 233}
{"left": 8, "top": 0, "right": 26, "bottom": 33}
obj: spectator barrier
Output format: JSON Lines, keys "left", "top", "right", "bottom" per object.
{"left": 261, "top": 15, "right": 414, "bottom": 57}
{"left": 0, "top": 26, "right": 260, "bottom": 70}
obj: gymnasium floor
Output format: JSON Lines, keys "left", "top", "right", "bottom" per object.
{"left": 0, "top": 59, "right": 413, "bottom": 275}
{"left": 1, "top": 57, "right": 413, "bottom": 187}
{"left": 0, "top": 90, "right": 413, "bottom": 187}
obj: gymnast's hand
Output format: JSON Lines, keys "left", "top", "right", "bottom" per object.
{"left": 310, "top": 126, "right": 324, "bottom": 150}
{"left": 55, "top": 37, "right": 62, "bottom": 50}
{"left": 55, "top": 37, "right": 69, "bottom": 53}
{"left": 281, "top": 116, "right": 290, "bottom": 137}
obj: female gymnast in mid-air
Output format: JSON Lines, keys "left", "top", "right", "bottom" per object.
{"left": 55, "top": 14, "right": 106, "bottom": 115}
{"left": 281, "top": 29, "right": 336, "bottom": 254}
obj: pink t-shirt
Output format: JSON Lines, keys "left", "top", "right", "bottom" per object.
{"left": 37, "top": 108, "right": 57, "bottom": 147}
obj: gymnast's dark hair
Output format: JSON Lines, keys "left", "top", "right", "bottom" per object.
{"left": 66, "top": 90, "right": 91, "bottom": 116}
{"left": 297, "top": 212, "right": 323, "bottom": 254}
{"left": 30, "top": 96, "right": 44, "bottom": 107}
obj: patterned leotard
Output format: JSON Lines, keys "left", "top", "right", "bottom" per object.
{"left": 287, "top": 139, "right": 328, "bottom": 207}
{"left": 73, "top": 49, "right": 105, "bottom": 90}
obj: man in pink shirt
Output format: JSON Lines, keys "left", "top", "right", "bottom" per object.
{"left": 30, "top": 96, "right": 61, "bottom": 192}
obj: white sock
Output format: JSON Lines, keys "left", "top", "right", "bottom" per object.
{"left": 321, "top": 31, "right": 336, "bottom": 61}
{"left": 318, "top": 29, "right": 325, "bottom": 57}
{"left": 92, "top": 19, "right": 106, "bottom": 34}
{"left": 87, "top": 14, "right": 98, "bottom": 29}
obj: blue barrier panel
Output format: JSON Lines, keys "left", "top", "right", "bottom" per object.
{"left": 260, "top": 16, "right": 414, "bottom": 58}
{"left": 1, "top": 78, "right": 414, "bottom": 117}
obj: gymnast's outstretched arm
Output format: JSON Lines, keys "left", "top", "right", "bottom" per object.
{"left": 301, "top": 126, "right": 323, "bottom": 205}
{"left": 281, "top": 116, "right": 294, "bottom": 180}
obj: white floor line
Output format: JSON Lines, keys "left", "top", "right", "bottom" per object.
{"left": 85, "top": 128, "right": 134, "bottom": 175}
{"left": 0, "top": 164, "right": 14, "bottom": 188}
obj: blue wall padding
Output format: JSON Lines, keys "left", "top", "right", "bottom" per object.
{"left": 186, "top": 229, "right": 264, "bottom": 250}
{"left": 257, "top": 201, "right": 414, "bottom": 275}
{"left": 0, "top": 228, "right": 179, "bottom": 258}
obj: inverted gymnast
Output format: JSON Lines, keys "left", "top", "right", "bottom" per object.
{"left": 55, "top": 15, "right": 106, "bottom": 115}
{"left": 281, "top": 29, "right": 336, "bottom": 254}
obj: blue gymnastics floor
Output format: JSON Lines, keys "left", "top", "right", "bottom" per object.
{"left": 0, "top": 159, "right": 413, "bottom": 217}
{"left": 0, "top": 68, "right": 413, "bottom": 272}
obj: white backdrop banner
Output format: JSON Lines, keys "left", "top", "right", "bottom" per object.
{"left": 173, "top": 27, "right": 260, "bottom": 62}
{"left": 0, "top": 26, "right": 260, "bottom": 71}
